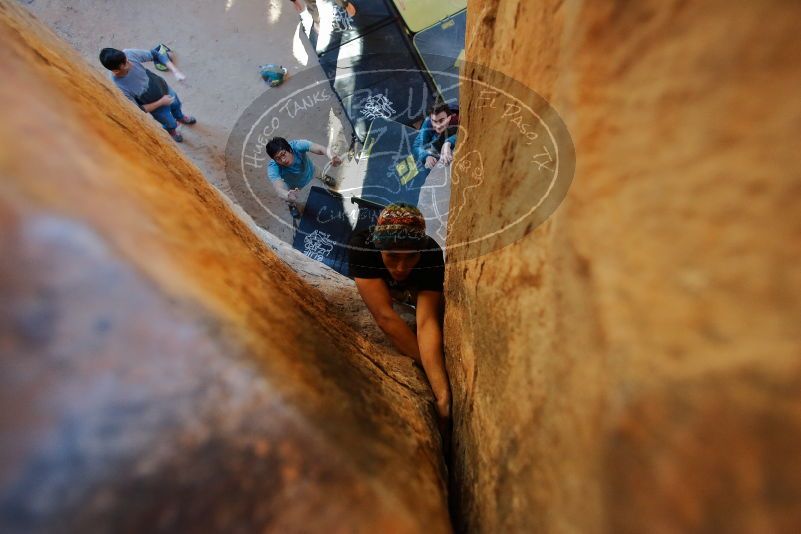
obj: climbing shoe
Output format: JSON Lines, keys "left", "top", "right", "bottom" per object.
{"left": 322, "top": 174, "right": 337, "bottom": 188}
{"left": 177, "top": 115, "right": 197, "bottom": 125}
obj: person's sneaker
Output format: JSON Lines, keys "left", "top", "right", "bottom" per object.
{"left": 177, "top": 115, "right": 197, "bottom": 125}
{"left": 322, "top": 174, "right": 337, "bottom": 188}
{"left": 168, "top": 128, "right": 184, "bottom": 142}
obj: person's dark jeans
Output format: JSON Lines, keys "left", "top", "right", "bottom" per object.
{"left": 150, "top": 87, "right": 184, "bottom": 131}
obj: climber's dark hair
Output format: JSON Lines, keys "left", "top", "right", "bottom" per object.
{"left": 99, "top": 48, "right": 127, "bottom": 71}
{"left": 266, "top": 137, "right": 292, "bottom": 159}
{"left": 428, "top": 99, "right": 451, "bottom": 117}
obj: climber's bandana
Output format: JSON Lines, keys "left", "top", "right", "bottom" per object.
{"left": 369, "top": 203, "right": 427, "bottom": 251}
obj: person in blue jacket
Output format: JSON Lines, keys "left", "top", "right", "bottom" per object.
{"left": 413, "top": 100, "right": 459, "bottom": 169}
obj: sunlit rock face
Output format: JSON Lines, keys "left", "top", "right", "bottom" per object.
{"left": 0, "top": 3, "right": 450, "bottom": 533}
{"left": 446, "top": 0, "right": 801, "bottom": 532}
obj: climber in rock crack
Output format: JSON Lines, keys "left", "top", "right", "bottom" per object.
{"left": 348, "top": 203, "right": 451, "bottom": 425}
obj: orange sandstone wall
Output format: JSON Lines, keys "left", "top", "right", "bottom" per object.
{"left": 446, "top": 0, "right": 801, "bottom": 532}
{"left": 0, "top": 2, "right": 449, "bottom": 532}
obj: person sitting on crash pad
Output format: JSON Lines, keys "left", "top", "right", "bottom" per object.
{"left": 266, "top": 137, "right": 342, "bottom": 218}
{"left": 413, "top": 100, "right": 459, "bottom": 169}
{"left": 348, "top": 203, "right": 451, "bottom": 424}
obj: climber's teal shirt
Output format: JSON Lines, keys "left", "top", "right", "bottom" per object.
{"left": 267, "top": 139, "right": 315, "bottom": 189}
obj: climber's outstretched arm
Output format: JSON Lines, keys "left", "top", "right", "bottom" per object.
{"left": 308, "top": 143, "right": 342, "bottom": 166}
{"left": 416, "top": 290, "right": 450, "bottom": 419}
{"left": 354, "top": 277, "right": 420, "bottom": 362}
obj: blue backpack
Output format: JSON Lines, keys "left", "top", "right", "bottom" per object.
{"left": 260, "top": 64, "right": 287, "bottom": 87}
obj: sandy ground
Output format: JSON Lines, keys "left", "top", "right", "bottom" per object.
{"left": 22, "top": 0, "right": 451, "bottom": 247}
{"left": 22, "top": 0, "right": 353, "bottom": 242}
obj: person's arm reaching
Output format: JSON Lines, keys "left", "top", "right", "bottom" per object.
{"left": 268, "top": 161, "right": 293, "bottom": 201}
{"left": 416, "top": 290, "right": 450, "bottom": 419}
{"left": 271, "top": 178, "right": 293, "bottom": 202}
{"left": 308, "top": 142, "right": 342, "bottom": 166}
{"left": 440, "top": 133, "right": 457, "bottom": 165}
{"left": 354, "top": 277, "right": 451, "bottom": 420}
{"left": 413, "top": 118, "right": 436, "bottom": 167}
{"left": 123, "top": 49, "right": 155, "bottom": 63}
{"left": 439, "top": 142, "right": 453, "bottom": 165}
{"left": 354, "top": 277, "right": 421, "bottom": 362}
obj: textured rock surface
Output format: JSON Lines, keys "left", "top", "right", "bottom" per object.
{"left": 0, "top": 2, "right": 449, "bottom": 533}
{"left": 446, "top": 0, "right": 801, "bottom": 532}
